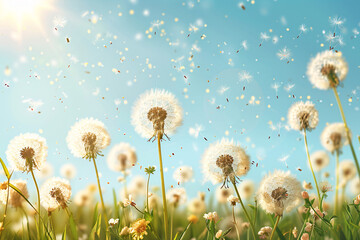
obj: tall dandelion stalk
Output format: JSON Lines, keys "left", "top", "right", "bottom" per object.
{"left": 288, "top": 101, "right": 322, "bottom": 209}
{"left": 6, "top": 133, "right": 48, "bottom": 236}
{"left": 131, "top": 89, "right": 183, "bottom": 239}
{"left": 307, "top": 50, "right": 360, "bottom": 176}
{"left": 334, "top": 150, "right": 340, "bottom": 216}
{"left": 67, "top": 118, "right": 111, "bottom": 226}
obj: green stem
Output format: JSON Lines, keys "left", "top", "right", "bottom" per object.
{"left": 304, "top": 130, "right": 322, "bottom": 211}
{"left": 146, "top": 173, "right": 150, "bottom": 213}
{"left": 296, "top": 212, "right": 310, "bottom": 240}
{"left": 232, "top": 181, "right": 257, "bottom": 240}
{"left": 232, "top": 206, "right": 241, "bottom": 240}
{"left": 170, "top": 206, "right": 175, "bottom": 240}
{"left": 334, "top": 150, "right": 340, "bottom": 217}
{"left": 333, "top": 87, "right": 360, "bottom": 177}
{"left": 270, "top": 215, "right": 281, "bottom": 240}
{"left": 92, "top": 157, "right": 109, "bottom": 227}
{"left": 157, "top": 133, "right": 169, "bottom": 240}
{"left": 30, "top": 168, "right": 41, "bottom": 237}
{"left": 0, "top": 177, "right": 10, "bottom": 239}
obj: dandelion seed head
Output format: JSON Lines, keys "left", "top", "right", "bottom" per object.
{"left": 339, "top": 160, "right": 356, "bottom": 183}
{"left": 107, "top": 143, "right": 137, "bottom": 172}
{"left": 131, "top": 89, "right": 183, "bottom": 141}
{"left": 257, "top": 170, "right": 302, "bottom": 216}
{"left": 239, "top": 180, "right": 255, "bottom": 200}
{"left": 188, "top": 197, "right": 206, "bottom": 215}
{"left": 288, "top": 101, "right": 319, "bottom": 131}
{"left": 173, "top": 166, "right": 193, "bottom": 183}
{"left": 60, "top": 163, "right": 77, "bottom": 179}
{"left": 201, "top": 138, "right": 250, "bottom": 185}
{"left": 350, "top": 178, "right": 360, "bottom": 195}
{"left": 216, "top": 186, "right": 233, "bottom": 203}
{"left": 6, "top": 133, "right": 47, "bottom": 172}
{"left": 0, "top": 180, "right": 28, "bottom": 208}
{"left": 40, "top": 177, "right": 71, "bottom": 212}
{"left": 307, "top": 51, "right": 348, "bottom": 90}
{"left": 67, "top": 118, "right": 111, "bottom": 159}
{"left": 320, "top": 122, "right": 349, "bottom": 152}
{"left": 167, "top": 187, "right": 187, "bottom": 207}
{"left": 310, "top": 151, "right": 329, "bottom": 172}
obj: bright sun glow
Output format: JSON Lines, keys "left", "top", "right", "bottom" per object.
{"left": 0, "top": 0, "right": 52, "bottom": 33}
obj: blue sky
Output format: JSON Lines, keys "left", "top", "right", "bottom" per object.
{"left": 1, "top": 0, "right": 360, "bottom": 202}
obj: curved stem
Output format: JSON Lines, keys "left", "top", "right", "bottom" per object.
{"left": 334, "top": 150, "right": 340, "bottom": 217}
{"left": 146, "top": 173, "right": 150, "bottom": 213}
{"left": 232, "top": 206, "right": 241, "bottom": 240}
{"left": 270, "top": 215, "right": 281, "bottom": 240}
{"left": 303, "top": 130, "right": 322, "bottom": 211}
{"left": 30, "top": 168, "right": 41, "bottom": 237}
{"left": 157, "top": 133, "right": 169, "bottom": 240}
{"left": 92, "top": 157, "right": 109, "bottom": 227}
{"left": 333, "top": 87, "right": 360, "bottom": 177}
{"left": 232, "top": 181, "right": 257, "bottom": 239}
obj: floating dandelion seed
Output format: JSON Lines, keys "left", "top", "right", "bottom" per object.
{"left": 259, "top": 32, "right": 270, "bottom": 46}
{"left": 277, "top": 47, "right": 291, "bottom": 61}
{"left": 217, "top": 86, "right": 230, "bottom": 95}
{"left": 257, "top": 170, "right": 302, "bottom": 216}
{"left": 330, "top": 16, "right": 345, "bottom": 27}
{"left": 107, "top": 143, "right": 137, "bottom": 172}
{"left": 151, "top": 20, "right": 161, "bottom": 28}
{"left": 284, "top": 83, "right": 295, "bottom": 92}
{"left": 239, "top": 71, "right": 253, "bottom": 82}
{"left": 242, "top": 40, "right": 248, "bottom": 50}
{"left": 53, "top": 16, "right": 67, "bottom": 28}
{"left": 271, "top": 83, "right": 281, "bottom": 96}
{"left": 201, "top": 138, "right": 250, "bottom": 187}
{"left": 189, "top": 124, "right": 204, "bottom": 138}
{"left": 299, "top": 24, "right": 307, "bottom": 33}
{"left": 40, "top": 177, "right": 71, "bottom": 213}
{"left": 131, "top": 89, "right": 183, "bottom": 141}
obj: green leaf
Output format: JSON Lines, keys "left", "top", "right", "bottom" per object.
{"left": 221, "top": 227, "right": 232, "bottom": 237}
{"left": 144, "top": 212, "right": 153, "bottom": 222}
{"left": 68, "top": 213, "right": 78, "bottom": 240}
{"left": 62, "top": 227, "right": 66, "bottom": 240}
{"left": 0, "top": 157, "right": 10, "bottom": 179}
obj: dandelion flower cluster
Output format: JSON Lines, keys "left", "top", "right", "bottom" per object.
{"left": 131, "top": 89, "right": 183, "bottom": 141}
{"left": 288, "top": 101, "right": 319, "bottom": 131}
{"left": 258, "top": 170, "right": 302, "bottom": 216}
{"left": 310, "top": 151, "right": 330, "bottom": 172}
{"left": 107, "top": 143, "right": 137, "bottom": 172}
{"left": 173, "top": 166, "right": 193, "bottom": 183}
{"left": 258, "top": 226, "right": 272, "bottom": 239}
{"left": 40, "top": 177, "right": 71, "bottom": 212}
{"left": 201, "top": 138, "right": 250, "bottom": 186}
{"left": 6, "top": 133, "right": 47, "bottom": 172}
{"left": 320, "top": 123, "right": 349, "bottom": 153}
{"left": 130, "top": 219, "right": 150, "bottom": 240}
{"left": 0, "top": 180, "right": 28, "bottom": 208}
{"left": 203, "top": 212, "right": 219, "bottom": 223}
{"left": 307, "top": 50, "right": 348, "bottom": 90}
{"left": 66, "top": 118, "right": 111, "bottom": 159}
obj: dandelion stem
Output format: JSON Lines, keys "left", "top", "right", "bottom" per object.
{"left": 270, "top": 215, "right": 281, "bottom": 240}
{"left": 232, "top": 181, "right": 257, "bottom": 240}
{"left": 334, "top": 150, "right": 340, "bottom": 217}
{"left": 92, "top": 157, "right": 109, "bottom": 227}
{"left": 303, "top": 130, "right": 322, "bottom": 211}
{"left": 332, "top": 87, "right": 360, "bottom": 177}
{"left": 0, "top": 177, "right": 11, "bottom": 239}
{"left": 30, "top": 168, "right": 41, "bottom": 237}
{"left": 232, "top": 206, "right": 241, "bottom": 240}
{"left": 157, "top": 133, "right": 169, "bottom": 240}
{"left": 146, "top": 173, "right": 150, "bottom": 213}
{"left": 170, "top": 206, "right": 175, "bottom": 240}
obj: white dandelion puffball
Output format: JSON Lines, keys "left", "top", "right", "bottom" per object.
{"left": 6, "top": 133, "right": 47, "bottom": 172}
{"left": 339, "top": 160, "right": 356, "bottom": 183}
{"left": 74, "top": 188, "right": 94, "bottom": 207}
{"left": 66, "top": 118, "right": 111, "bottom": 158}
{"left": 201, "top": 138, "right": 250, "bottom": 185}
{"left": 0, "top": 180, "right": 28, "bottom": 208}
{"left": 60, "top": 163, "right": 77, "bottom": 179}
{"left": 239, "top": 180, "right": 255, "bottom": 201}
{"left": 350, "top": 178, "right": 360, "bottom": 195}
{"left": 215, "top": 186, "right": 233, "bottom": 203}
{"left": 131, "top": 89, "right": 183, "bottom": 140}
{"left": 107, "top": 143, "right": 137, "bottom": 172}
{"left": 288, "top": 101, "right": 319, "bottom": 131}
{"left": 310, "top": 151, "right": 330, "bottom": 172}
{"left": 36, "top": 162, "right": 54, "bottom": 179}
{"left": 307, "top": 51, "right": 348, "bottom": 90}
{"left": 129, "top": 176, "right": 147, "bottom": 196}
{"left": 258, "top": 170, "right": 302, "bottom": 216}
{"left": 40, "top": 177, "right": 71, "bottom": 212}
{"left": 188, "top": 198, "right": 206, "bottom": 215}
{"left": 173, "top": 166, "right": 193, "bottom": 183}
{"left": 166, "top": 187, "right": 187, "bottom": 206}
{"left": 321, "top": 123, "right": 349, "bottom": 153}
